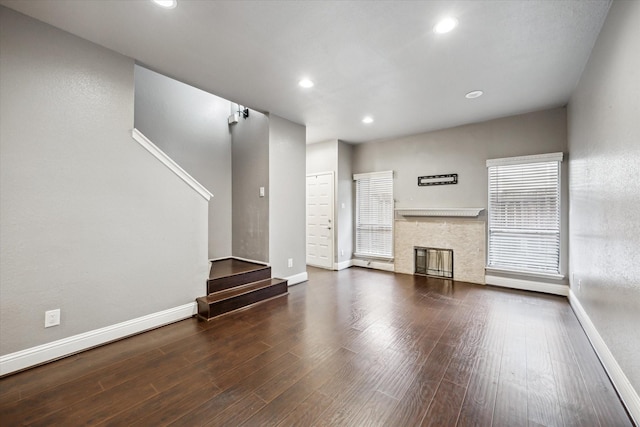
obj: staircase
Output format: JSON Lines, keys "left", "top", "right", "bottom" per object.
{"left": 196, "top": 258, "right": 288, "bottom": 320}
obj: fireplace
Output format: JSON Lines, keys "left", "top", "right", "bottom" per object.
{"left": 414, "top": 247, "right": 453, "bottom": 279}
{"left": 395, "top": 217, "right": 485, "bottom": 284}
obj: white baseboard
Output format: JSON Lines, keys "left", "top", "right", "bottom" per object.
{"left": 334, "top": 260, "right": 354, "bottom": 271}
{"left": 569, "top": 291, "right": 639, "bottom": 425}
{"left": 285, "top": 271, "right": 308, "bottom": 286}
{"left": 0, "top": 302, "right": 197, "bottom": 377}
{"left": 352, "top": 259, "right": 395, "bottom": 272}
{"left": 485, "top": 274, "right": 569, "bottom": 296}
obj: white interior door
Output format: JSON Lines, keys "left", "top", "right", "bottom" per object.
{"left": 306, "top": 172, "right": 334, "bottom": 269}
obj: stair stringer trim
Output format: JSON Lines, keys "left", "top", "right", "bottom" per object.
{"left": 131, "top": 129, "right": 213, "bottom": 201}
{"left": 0, "top": 302, "right": 197, "bottom": 377}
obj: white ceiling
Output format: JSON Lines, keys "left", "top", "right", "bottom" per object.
{"left": 1, "top": 0, "right": 611, "bottom": 144}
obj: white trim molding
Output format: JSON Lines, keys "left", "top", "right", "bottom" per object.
{"left": 0, "top": 303, "right": 197, "bottom": 376}
{"left": 131, "top": 129, "right": 213, "bottom": 201}
{"left": 395, "top": 208, "right": 484, "bottom": 218}
{"left": 569, "top": 291, "right": 640, "bottom": 425}
{"left": 334, "top": 259, "right": 354, "bottom": 271}
{"left": 285, "top": 271, "right": 308, "bottom": 286}
{"left": 352, "top": 259, "right": 395, "bottom": 272}
{"left": 485, "top": 267, "right": 565, "bottom": 281}
{"left": 486, "top": 151, "right": 564, "bottom": 167}
{"left": 353, "top": 170, "right": 393, "bottom": 181}
{"left": 485, "top": 274, "right": 569, "bottom": 296}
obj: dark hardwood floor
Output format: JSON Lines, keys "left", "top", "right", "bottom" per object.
{"left": 0, "top": 267, "right": 633, "bottom": 426}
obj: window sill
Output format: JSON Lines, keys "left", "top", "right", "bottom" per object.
{"left": 395, "top": 208, "right": 484, "bottom": 218}
{"left": 353, "top": 254, "right": 394, "bottom": 262}
{"left": 485, "top": 267, "right": 565, "bottom": 281}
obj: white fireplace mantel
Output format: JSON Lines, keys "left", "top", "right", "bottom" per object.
{"left": 395, "top": 208, "right": 484, "bottom": 218}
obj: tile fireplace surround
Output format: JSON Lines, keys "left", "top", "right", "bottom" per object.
{"left": 394, "top": 217, "right": 486, "bottom": 284}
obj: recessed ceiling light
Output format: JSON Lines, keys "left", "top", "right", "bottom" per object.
{"left": 465, "top": 90, "right": 484, "bottom": 99}
{"left": 433, "top": 17, "right": 458, "bottom": 34}
{"left": 299, "top": 79, "right": 314, "bottom": 88}
{"left": 362, "top": 116, "right": 374, "bottom": 124}
{"left": 152, "top": 0, "right": 177, "bottom": 9}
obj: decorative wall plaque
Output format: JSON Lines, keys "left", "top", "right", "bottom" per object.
{"left": 418, "top": 173, "right": 458, "bottom": 186}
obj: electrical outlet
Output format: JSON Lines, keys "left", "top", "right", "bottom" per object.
{"left": 259, "top": 187, "right": 265, "bottom": 197}
{"left": 45, "top": 309, "right": 60, "bottom": 328}
{"left": 288, "top": 258, "right": 293, "bottom": 268}
{"left": 341, "top": 250, "right": 344, "bottom": 256}
{"left": 578, "top": 279, "right": 582, "bottom": 290}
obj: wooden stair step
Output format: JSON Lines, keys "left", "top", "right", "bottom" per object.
{"left": 208, "top": 259, "right": 271, "bottom": 294}
{"left": 197, "top": 278, "right": 288, "bottom": 321}
{"left": 204, "top": 279, "right": 285, "bottom": 303}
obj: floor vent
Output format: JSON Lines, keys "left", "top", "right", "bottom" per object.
{"left": 414, "top": 247, "right": 453, "bottom": 279}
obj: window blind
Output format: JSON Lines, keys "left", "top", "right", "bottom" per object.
{"left": 354, "top": 171, "right": 394, "bottom": 259}
{"left": 487, "top": 153, "right": 562, "bottom": 275}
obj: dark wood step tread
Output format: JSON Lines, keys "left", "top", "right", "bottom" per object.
{"left": 201, "top": 278, "right": 287, "bottom": 303}
{"left": 209, "top": 258, "right": 269, "bottom": 280}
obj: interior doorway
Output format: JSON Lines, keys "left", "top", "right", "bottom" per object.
{"left": 306, "top": 172, "right": 334, "bottom": 269}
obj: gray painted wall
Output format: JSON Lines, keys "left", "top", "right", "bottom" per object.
{"left": 231, "top": 108, "right": 270, "bottom": 262}
{"left": 133, "top": 65, "right": 232, "bottom": 259}
{"left": 337, "top": 141, "right": 353, "bottom": 265}
{"left": 307, "top": 140, "right": 337, "bottom": 175}
{"left": 268, "top": 114, "right": 307, "bottom": 279}
{"left": 568, "top": 0, "right": 640, "bottom": 395}
{"left": 306, "top": 140, "right": 354, "bottom": 264}
{"left": 0, "top": 7, "right": 208, "bottom": 355}
{"left": 352, "top": 108, "right": 568, "bottom": 274}
{"left": 352, "top": 108, "right": 567, "bottom": 210}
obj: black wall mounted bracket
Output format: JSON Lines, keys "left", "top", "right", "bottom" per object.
{"left": 418, "top": 173, "right": 458, "bottom": 186}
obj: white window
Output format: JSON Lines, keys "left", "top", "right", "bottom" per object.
{"left": 487, "top": 153, "right": 563, "bottom": 275}
{"left": 354, "top": 171, "right": 394, "bottom": 259}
